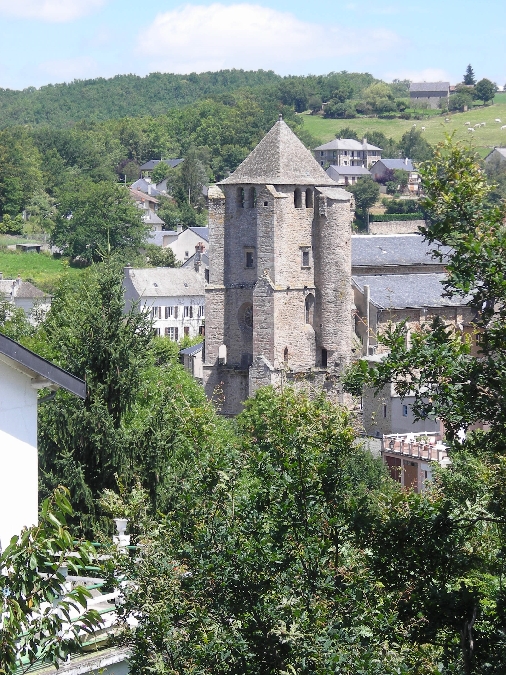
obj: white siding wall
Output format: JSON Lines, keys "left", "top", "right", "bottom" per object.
{"left": 0, "top": 360, "right": 38, "bottom": 550}
{"left": 142, "top": 295, "right": 205, "bottom": 340}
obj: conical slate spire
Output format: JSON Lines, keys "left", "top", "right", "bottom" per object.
{"left": 219, "top": 119, "right": 336, "bottom": 186}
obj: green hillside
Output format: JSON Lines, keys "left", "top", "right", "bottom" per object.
{"left": 301, "top": 94, "right": 506, "bottom": 156}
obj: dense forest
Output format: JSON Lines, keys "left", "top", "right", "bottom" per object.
{"left": 0, "top": 70, "right": 382, "bottom": 128}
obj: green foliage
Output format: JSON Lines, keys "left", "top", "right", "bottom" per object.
{"left": 37, "top": 261, "right": 154, "bottom": 534}
{"left": 150, "top": 161, "right": 173, "bottom": 184}
{"left": 51, "top": 180, "right": 148, "bottom": 264}
{"left": 0, "top": 214, "right": 24, "bottom": 235}
{"left": 0, "top": 297, "right": 34, "bottom": 341}
{"left": 0, "top": 487, "right": 102, "bottom": 674}
{"left": 0, "top": 127, "right": 43, "bottom": 218}
{"left": 464, "top": 64, "right": 476, "bottom": 86}
{"left": 398, "top": 128, "right": 433, "bottom": 162}
{"left": 348, "top": 176, "right": 380, "bottom": 214}
{"left": 382, "top": 197, "right": 421, "bottom": 214}
{"left": 114, "top": 387, "right": 424, "bottom": 675}
{"left": 449, "top": 90, "right": 475, "bottom": 112}
{"left": 370, "top": 212, "right": 424, "bottom": 221}
{"left": 475, "top": 79, "right": 498, "bottom": 104}
{"left": 144, "top": 243, "right": 177, "bottom": 267}
{"left": 334, "top": 126, "right": 360, "bottom": 140}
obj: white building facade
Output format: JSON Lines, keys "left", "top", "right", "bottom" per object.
{"left": 123, "top": 266, "right": 205, "bottom": 340}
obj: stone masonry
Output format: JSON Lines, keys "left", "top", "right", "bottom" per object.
{"left": 203, "top": 117, "right": 355, "bottom": 415}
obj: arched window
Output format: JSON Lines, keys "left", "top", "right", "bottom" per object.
{"left": 305, "top": 189, "right": 313, "bottom": 208}
{"left": 237, "top": 187, "right": 245, "bottom": 208}
{"left": 305, "top": 293, "right": 314, "bottom": 325}
{"left": 284, "top": 347, "right": 289, "bottom": 364}
{"left": 294, "top": 188, "right": 302, "bottom": 209}
{"left": 250, "top": 187, "right": 257, "bottom": 208}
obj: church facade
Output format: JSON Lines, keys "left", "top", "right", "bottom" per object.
{"left": 203, "top": 118, "right": 355, "bottom": 415}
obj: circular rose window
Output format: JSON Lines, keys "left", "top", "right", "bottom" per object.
{"left": 238, "top": 302, "right": 253, "bottom": 330}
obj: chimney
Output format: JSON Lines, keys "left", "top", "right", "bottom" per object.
{"left": 194, "top": 242, "right": 204, "bottom": 272}
{"left": 405, "top": 158, "right": 408, "bottom": 165}
{"left": 16, "top": 274, "right": 21, "bottom": 286}
{"left": 177, "top": 225, "right": 183, "bottom": 234}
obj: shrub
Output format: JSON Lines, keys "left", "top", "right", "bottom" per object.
{"left": 370, "top": 213, "right": 424, "bottom": 221}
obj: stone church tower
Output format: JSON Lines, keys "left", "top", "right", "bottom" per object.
{"left": 203, "top": 117, "right": 354, "bottom": 415}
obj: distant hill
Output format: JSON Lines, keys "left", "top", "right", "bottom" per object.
{"left": 0, "top": 70, "right": 281, "bottom": 128}
{"left": 0, "top": 70, "right": 378, "bottom": 129}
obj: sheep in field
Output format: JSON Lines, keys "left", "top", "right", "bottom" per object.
{"left": 465, "top": 121, "right": 471, "bottom": 125}
{"left": 468, "top": 127, "right": 475, "bottom": 132}
{"left": 495, "top": 119, "right": 502, "bottom": 123}
{"left": 501, "top": 125, "right": 506, "bottom": 130}
{"left": 421, "top": 126, "right": 426, "bottom": 131}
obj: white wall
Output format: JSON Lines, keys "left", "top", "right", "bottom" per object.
{"left": 168, "top": 229, "right": 206, "bottom": 264}
{"left": 0, "top": 360, "right": 38, "bottom": 551}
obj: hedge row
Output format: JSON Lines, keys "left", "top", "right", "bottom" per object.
{"left": 370, "top": 213, "right": 425, "bottom": 222}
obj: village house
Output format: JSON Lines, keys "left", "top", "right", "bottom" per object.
{"left": 129, "top": 187, "right": 164, "bottom": 230}
{"left": 409, "top": 82, "right": 450, "bottom": 109}
{"left": 313, "top": 138, "right": 382, "bottom": 168}
{"left": 0, "top": 274, "right": 50, "bottom": 318}
{"left": 484, "top": 147, "right": 506, "bottom": 166}
{"left": 326, "top": 164, "right": 371, "bottom": 186}
{"left": 139, "top": 158, "right": 183, "bottom": 178}
{"left": 0, "top": 333, "right": 86, "bottom": 551}
{"left": 123, "top": 266, "right": 205, "bottom": 341}
{"left": 369, "top": 158, "right": 420, "bottom": 192}
{"left": 168, "top": 226, "right": 209, "bottom": 264}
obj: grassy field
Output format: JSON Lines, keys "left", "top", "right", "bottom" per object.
{"left": 0, "top": 249, "right": 81, "bottom": 292}
{"left": 301, "top": 93, "right": 506, "bottom": 156}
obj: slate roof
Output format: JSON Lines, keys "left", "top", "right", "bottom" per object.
{"left": 352, "top": 273, "right": 468, "bottom": 309}
{"left": 220, "top": 119, "right": 336, "bottom": 186}
{"left": 130, "top": 178, "right": 162, "bottom": 196}
{"left": 314, "top": 139, "right": 382, "bottom": 152}
{"left": 373, "top": 159, "right": 415, "bottom": 172}
{"left": 125, "top": 267, "right": 205, "bottom": 298}
{"left": 351, "top": 234, "right": 451, "bottom": 268}
{"left": 326, "top": 165, "right": 371, "bottom": 179}
{"left": 410, "top": 82, "right": 450, "bottom": 93}
{"left": 0, "top": 332, "right": 86, "bottom": 398}
{"left": 485, "top": 147, "right": 506, "bottom": 161}
{"left": 180, "top": 342, "right": 204, "bottom": 356}
{"left": 188, "top": 226, "right": 209, "bottom": 242}
{"left": 129, "top": 188, "right": 160, "bottom": 204}
{"left": 0, "top": 279, "right": 46, "bottom": 299}
{"left": 143, "top": 210, "right": 165, "bottom": 225}
{"left": 140, "top": 159, "right": 183, "bottom": 171}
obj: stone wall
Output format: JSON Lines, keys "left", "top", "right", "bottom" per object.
{"left": 368, "top": 220, "right": 426, "bottom": 235}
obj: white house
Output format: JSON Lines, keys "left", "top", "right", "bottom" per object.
{"left": 0, "top": 333, "right": 86, "bottom": 551}
{"left": 168, "top": 227, "right": 209, "bottom": 264}
{"left": 313, "top": 138, "right": 382, "bottom": 168}
{"left": 123, "top": 266, "right": 205, "bottom": 340}
{"left": 0, "top": 275, "right": 50, "bottom": 318}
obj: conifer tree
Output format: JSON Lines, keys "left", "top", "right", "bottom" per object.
{"left": 463, "top": 64, "right": 476, "bottom": 85}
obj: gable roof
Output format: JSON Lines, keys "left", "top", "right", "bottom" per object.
{"left": 373, "top": 159, "right": 415, "bottom": 172}
{"left": 139, "top": 159, "right": 184, "bottom": 171}
{"left": 352, "top": 234, "right": 450, "bottom": 268}
{"left": 484, "top": 147, "right": 506, "bottom": 161}
{"left": 410, "top": 82, "right": 450, "bottom": 93}
{"left": 180, "top": 342, "right": 203, "bottom": 356}
{"left": 352, "top": 273, "right": 468, "bottom": 309}
{"left": 0, "top": 279, "right": 47, "bottom": 299}
{"left": 124, "top": 267, "right": 205, "bottom": 298}
{"left": 220, "top": 118, "right": 336, "bottom": 186}
{"left": 129, "top": 188, "right": 160, "bottom": 204}
{"left": 187, "top": 226, "right": 209, "bottom": 242}
{"left": 0, "top": 333, "right": 86, "bottom": 398}
{"left": 326, "top": 165, "right": 371, "bottom": 179}
{"left": 314, "top": 139, "right": 382, "bottom": 152}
